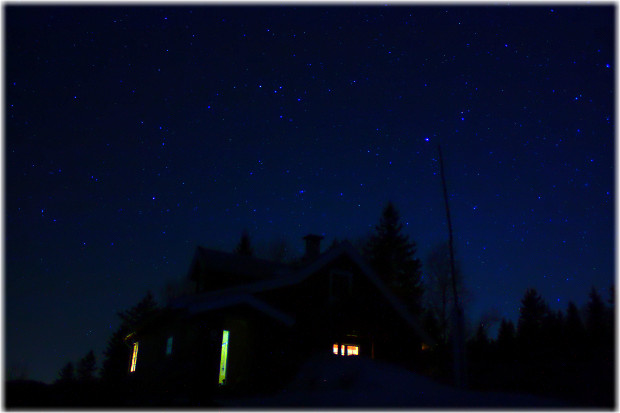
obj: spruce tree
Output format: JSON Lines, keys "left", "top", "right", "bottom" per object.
{"left": 57, "top": 362, "right": 76, "bottom": 384}
{"left": 565, "top": 301, "right": 585, "bottom": 361}
{"left": 234, "top": 230, "right": 253, "bottom": 256}
{"left": 585, "top": 286, "right": 607, "bottom": 352}
{"left": 364, "top": 201, "right": 423, "bottom": 314}
{"left": 496, "top": 318, "right": 516, "bottom": 359}
{"left": 517, "top": 288, "right": 549, "bottom": 359}
{"left": 77, "top": 350, "right": 97, "bottom": 382}
{"left": 469, "top": 323, "right": 490, "bottom": 360}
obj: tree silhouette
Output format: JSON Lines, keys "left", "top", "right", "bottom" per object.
{"left": 564, "top": 301, "right": 586, "bottom": 361}
{"left": 57, "top": 362, "right": 76, "bottom": 384}
{"left": 468, "top": 322, "right": 490, "bottom": 360}
{"left": 496, "top": 318, "right": 516, "bottom": 362}
{"left": 424, "top": 241, "right": 469, "bottom": 343}
{"left": 585, "top": 286, "right": 611, "bottom": 358}
{"left": 234, "top": 229, "right": 253, "bottom": 256}
{"left": 77, "top": 350, "right": 97, "bottom": 382}
{"left": 466, "top": 288, "right": 614, "bottom": 406}
{"left": 364, "top": 201, "right": 423, "bottom": 314}
{"left": 540, "top": 309, "right": 565, "bottom": 360}
{"left": 585, "top": 287, "right": 605, "bottom": 336}
{"left": 517, "top": 288, "right": 549, "bottom": 359}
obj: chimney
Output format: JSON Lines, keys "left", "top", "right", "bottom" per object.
{"left": 303, "top": 234, "right": 324, "bottom": 261}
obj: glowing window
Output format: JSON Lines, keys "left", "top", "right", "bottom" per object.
{"left": 334, "top": 343, "right": 359, "bottom": 356}
{"left": 346, "top": 345, "right": 359, "bottom": 356}
{"left": 218, "top": 330, "right": 229, "bottom": 385}
{"left": 166, "top": 336, "right": 173, "bottom": 355}
{"left": 130, "top": 342, "right": 139, "bottom": 372}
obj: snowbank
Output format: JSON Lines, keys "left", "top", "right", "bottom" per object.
{"left": 219, "top": 354, "right": 566, "bottom": 408}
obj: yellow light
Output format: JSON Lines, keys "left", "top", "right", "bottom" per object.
{"left": 219, "top": 330, "right": 229, "bottom": 385}
{"left": 130, "top": 342, "right": 139, "bottom": 372}
{"left": 346, "top": 345, "right": 359, "bottom": 356}
{"left": 341, "top": 345, "right": 345, "bottom": 355}
{"left": 421, "top": 342, "right": 430, "bottom": 351}
{"left": 333, "top": 344, "right": 338, "bottom": 355}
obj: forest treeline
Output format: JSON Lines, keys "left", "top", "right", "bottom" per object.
{"left": 463, "top": 286, "right": 614, "bottom": 407}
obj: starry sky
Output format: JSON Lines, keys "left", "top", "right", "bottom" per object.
{"left": 5, "top": 5, "right": 614, "bottom": 384}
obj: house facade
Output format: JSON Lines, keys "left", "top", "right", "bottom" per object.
{"left": 125, "top": 235, "right": 434, "bottom": 400}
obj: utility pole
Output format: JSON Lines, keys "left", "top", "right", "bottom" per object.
{"left": 437, "top": 143, "right": 466, "bottom": 389}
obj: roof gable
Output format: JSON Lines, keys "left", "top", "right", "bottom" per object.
{"left": 177, "top": 241, "right": 434, "bottom": 346}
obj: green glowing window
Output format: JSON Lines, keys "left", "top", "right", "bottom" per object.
{"left": 218, "top": 330, "right": 229, "bottom": 385}
{"left": 130, "top": 342, "right": 139, "bottom": 372}
{"left": 166, "top": 336, "right": 173, "bottom": 356}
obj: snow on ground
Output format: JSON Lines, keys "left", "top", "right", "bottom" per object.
{"left": 219, "top": 354, "right": 567, "bottom": 408}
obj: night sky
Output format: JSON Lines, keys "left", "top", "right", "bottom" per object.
{"left": 6, "top": 5, "right": 614, "bottom": 384}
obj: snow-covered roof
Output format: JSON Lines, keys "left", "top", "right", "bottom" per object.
{"left": 176, "top": 292, "right": 295, "bottom": 327}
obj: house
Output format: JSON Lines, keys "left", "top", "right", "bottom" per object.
{"left": 124, "top": 235, "right": 434, "bottom": 401}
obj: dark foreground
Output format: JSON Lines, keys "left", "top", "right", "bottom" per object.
{"left": 5, "top": 355, "right": 613, "bottom": 409}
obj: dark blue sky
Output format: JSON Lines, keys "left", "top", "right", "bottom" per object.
{"left": 6, "top": 5, "right": 614, "bottom": 384}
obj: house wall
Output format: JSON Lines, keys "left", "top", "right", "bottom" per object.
{"left": 129, "top": 252, "right": 427, "bottom": 399}
{"left": 128, "top": 305, "right": 298, "bottom": 399}
{"left": 256, "top": 254, "right": 424, "bottom": 368}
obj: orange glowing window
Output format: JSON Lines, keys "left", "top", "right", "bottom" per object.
{"left": 333, "top": 343, "right": 359, "bottom": 356}
{"left": 346, "top": 345, "right": 359, "bottom": 356}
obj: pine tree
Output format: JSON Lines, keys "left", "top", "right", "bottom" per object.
{"left": 57, "top": 362, "right": 76, "bottom": 384}
{"left": 364, "top": 202, "right": 423, "bottom": 314}
{"left": 496, "top": 319, "right": 516, "bottom": 349}
{"left": 101, "top": 327, "right": 131, "bottom": 383}
{"left": 565, "top": 301, "right": 585, "bottom": 334}
{"left": 468, "top": 322, "right": 490, "bottom": 360}
{"left": 565, "top": 301, "right": 585, "bottom": 361}
{"left": 585, "top": 286, "right": 607, "bottom": 352}
{"left": 77, "top": 350, "right": 96, "bottom": 382}
{"left": 234, "top": 230, "right": 253, "bottom": 256}
{"left": 118, "top": 291, "right": 159, "bottom": 328}
{"left": 517, "top": 288, "right": 549, "bottom": 359}
{"left": 541, "top": 309, "right": 564, "bottom": 360}
{"left": 495, "top": 318, "right": 517, "bottom": 364}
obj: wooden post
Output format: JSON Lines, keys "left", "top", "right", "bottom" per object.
{"left": 437, "top": 144, "right": 467, "bottom": 389}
